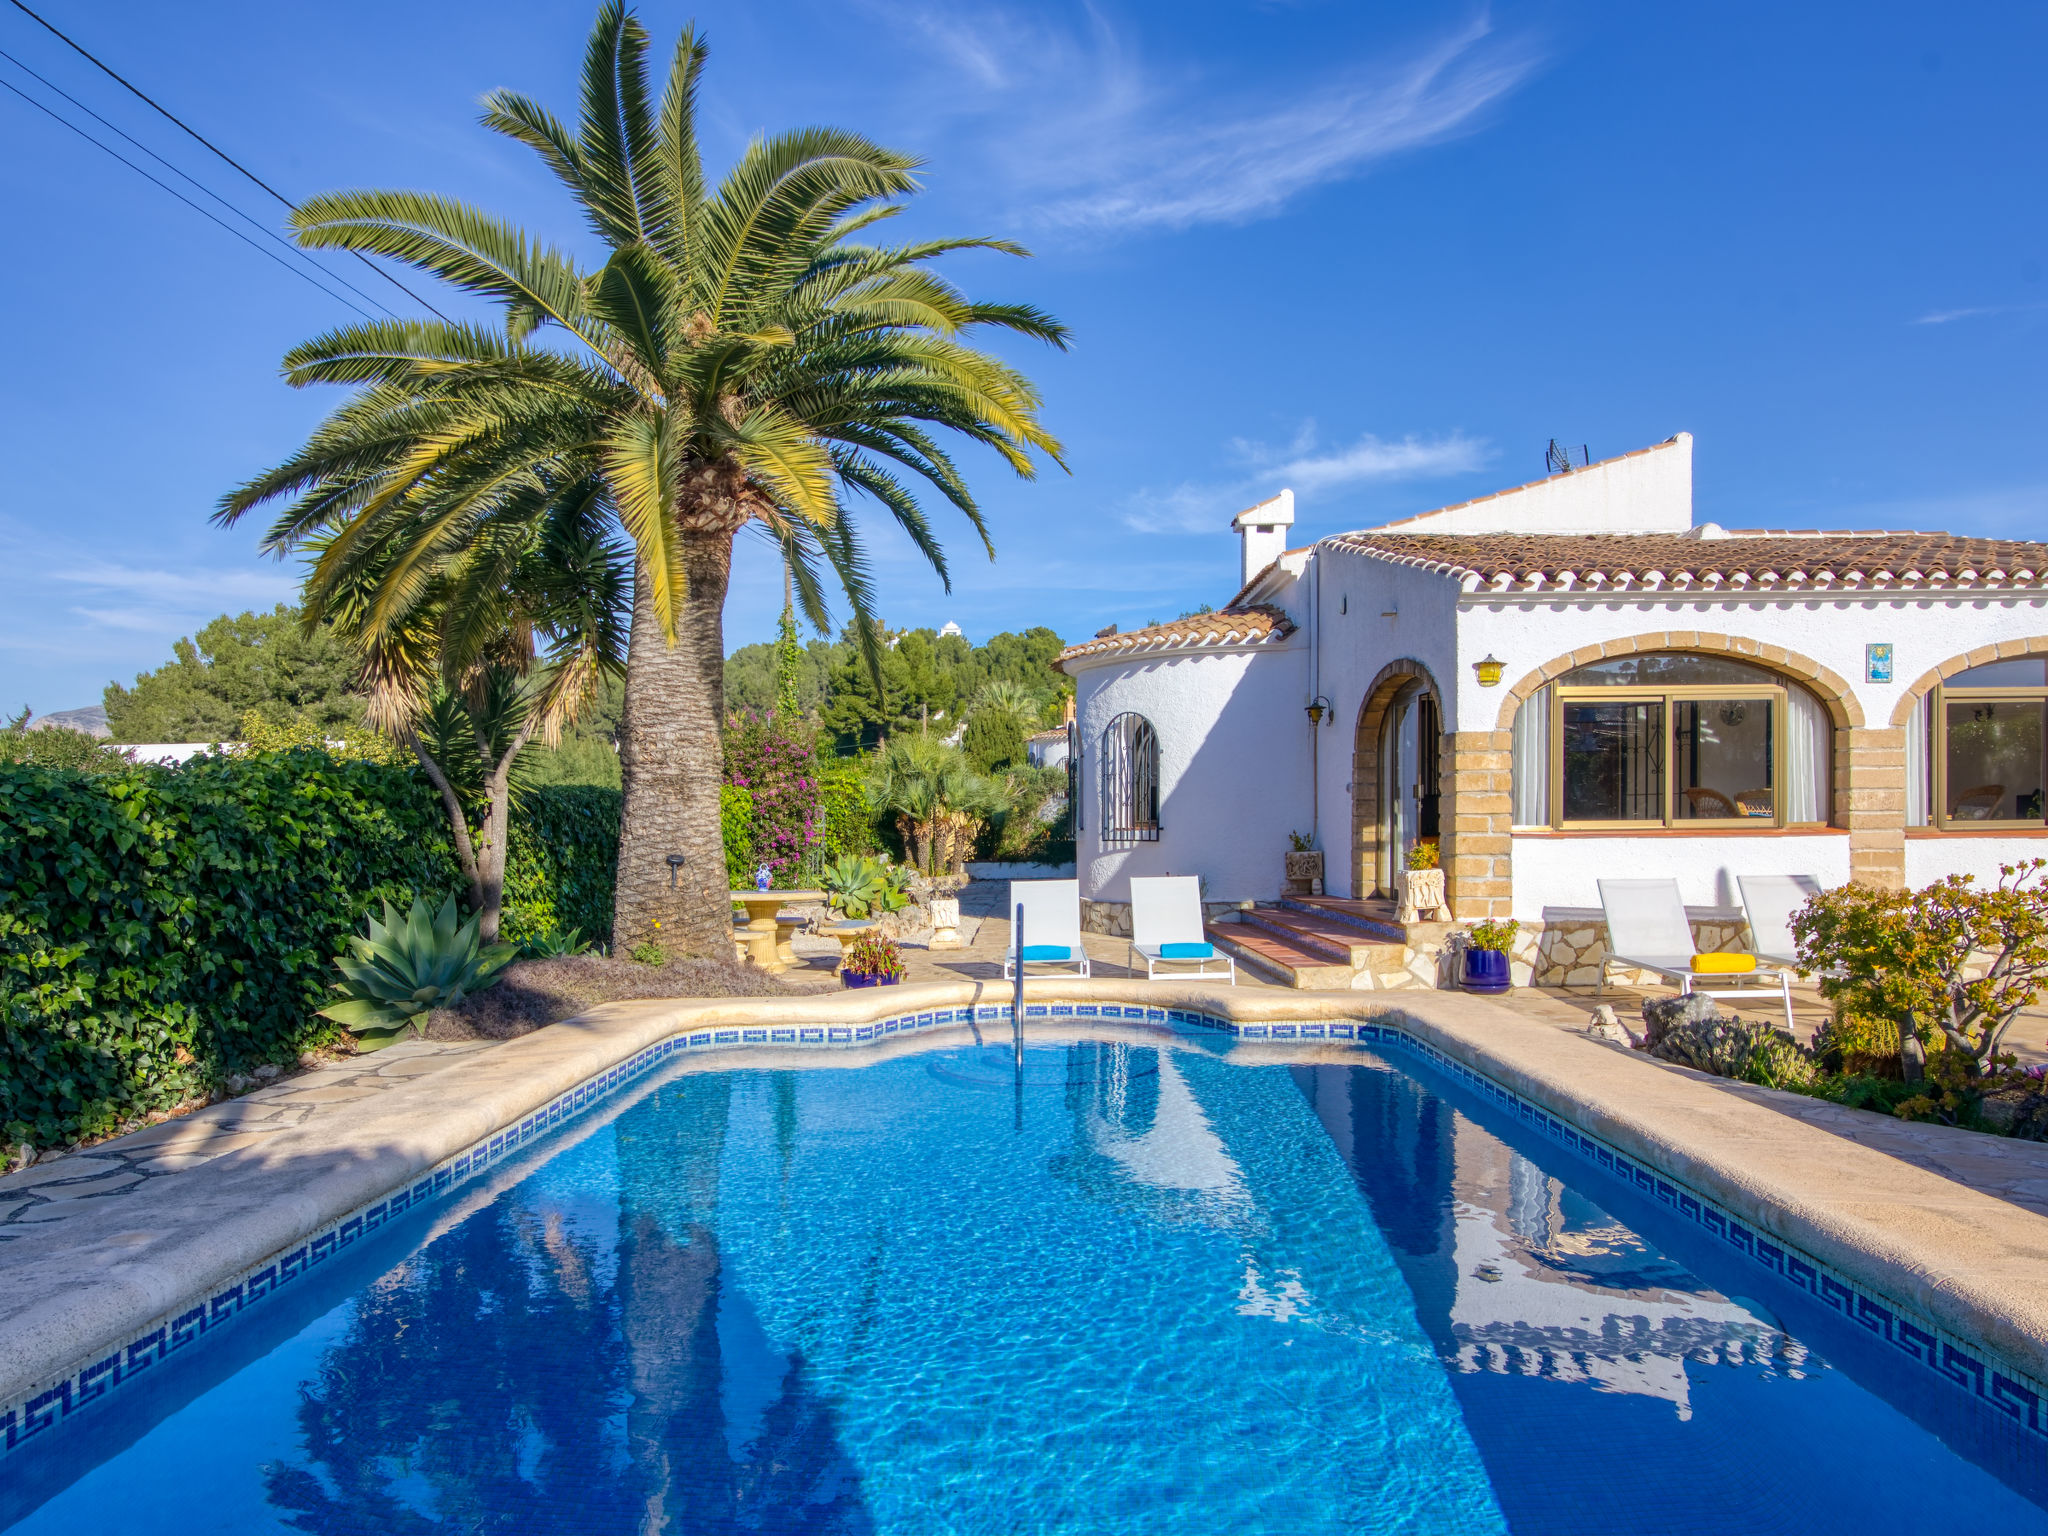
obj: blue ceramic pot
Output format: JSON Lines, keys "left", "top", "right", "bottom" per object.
{"left": 842, "top": 971, "right": 902, "bottom": 989}
{"left": 1462, "top": 946, "right": 1511, "bottom": 994}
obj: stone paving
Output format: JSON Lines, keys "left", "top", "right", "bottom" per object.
{"left": 0, "top": 1039, "right": 495, "bottom": 1251}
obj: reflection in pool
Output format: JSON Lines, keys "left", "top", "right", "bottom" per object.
{"left": 5, "top": 1036, "right": 2047, "bottom": 1535}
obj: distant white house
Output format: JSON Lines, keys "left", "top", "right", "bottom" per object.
{"left": 1057, "top": 433, "right": 2048, "bottom": 985}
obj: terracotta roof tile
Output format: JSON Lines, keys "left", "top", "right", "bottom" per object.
{"left": 1056, "top": 604, "right": 1296, "bottom": 666}
{"left": 1328, "top": 530, "right": 2048, "bottom": 594}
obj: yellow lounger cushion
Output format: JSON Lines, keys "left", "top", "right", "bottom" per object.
{"left": 1691, "top": 952, "right": 1757, "bottom": 974}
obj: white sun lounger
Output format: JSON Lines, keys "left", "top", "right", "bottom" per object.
{"left": 1737, "top": 874, "right": 1824, "bottom": 974}
{"left": 1128, "top": 876, "right": 1235, "bottom": 984}
{"left": 1004, "top": 878, "right": 1091, "bottom": 980}
{"left": 1596, "top": 878, "right": 1794, "bottom": 1031}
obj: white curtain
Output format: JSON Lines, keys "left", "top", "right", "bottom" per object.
{"left": 1782, "top": 684, "right": 1830, "bottom": 823}
{"left": 1512, "top": 686, "right": 1550, "bottom": 827}
{"left": 1905, "top": 693, "right": 1929, "bottom": 827}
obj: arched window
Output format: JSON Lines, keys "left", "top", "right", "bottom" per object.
{"left": 1510, "top": 653, "right": 1831, "bottom": 829}
{"left": 1908, "top": 658, "right": 2048, "bottom": 827}
{"left": 1100, "top": 712, "right": 1161, "bottom": 842}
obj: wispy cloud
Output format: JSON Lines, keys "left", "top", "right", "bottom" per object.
{"left": 1121, "top": 426, "right": 1492, "bottom": 533}
{"left": 1912, "top": 301, "right": 2048, "bottom": 325}
{"left": 52, "top": 561, "right": 299, "bottom": 608}
{"left": 874, "top": 4, "right": 1542, "bottom": 238}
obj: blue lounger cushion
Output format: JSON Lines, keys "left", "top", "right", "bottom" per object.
{"left": 1019, "top": 944, "right": 1072, "bottom": 961}
{"left": 1160, "top": 942, "right": 1214, "bottom": 959}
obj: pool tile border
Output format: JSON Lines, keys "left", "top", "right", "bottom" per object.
{"left": 6, "top": 1000, "right": 2047, "bottom": 1463}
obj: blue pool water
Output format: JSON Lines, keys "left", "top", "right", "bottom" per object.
{"left": 6, "top": 1032, "right": 2048, "bottom": 1534}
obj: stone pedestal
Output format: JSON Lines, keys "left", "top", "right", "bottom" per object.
{"left": 928, "top": 896, "right": 963, "bottom": 949}
{"left": 1394, "top": 867, "right": 1449, "bottom": 923}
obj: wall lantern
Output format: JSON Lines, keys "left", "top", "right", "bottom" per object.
{"left": 1305, "top": 695, "right": 1332, "bottom": 726}
{"left": 1472, "top": 655, "right": 1505, "bottom": 687}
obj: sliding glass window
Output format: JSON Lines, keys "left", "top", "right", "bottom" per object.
{"left": 1927, "top": 658, "right": 2048, "bottom": 828}
{"left": 1525, "top": 654, "right": 1829, "bottom": 830}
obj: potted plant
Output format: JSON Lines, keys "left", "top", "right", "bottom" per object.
{"left": 841, "top": 929, "right": 906, "bottom": 988}
{"left": 1461, "top": 918, "right": 1519, "bottom": 994}
{"left": 1284, "top": 831, "right": 1324, "bottom": 896}
{"left": 1394, "top": 840, "right": 1448, "bottom": 922}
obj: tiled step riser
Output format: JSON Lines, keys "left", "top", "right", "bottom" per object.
{"left": 1235, "top": 912, "right": 1368, "bottom": 966}
{"left": 1200, "top": 926, "right": 1354, "bottom": 991}
{"left": 1275, "top": 898, "right": 1406, "bottom": 943}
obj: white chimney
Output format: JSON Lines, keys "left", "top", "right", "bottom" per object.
{"left": 1232, "top": 489, "right": 1295, "bottom": 589}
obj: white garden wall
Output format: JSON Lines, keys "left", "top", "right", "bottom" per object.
{"left": 1069, "top": 643, "right": 1309, "bottom": 905}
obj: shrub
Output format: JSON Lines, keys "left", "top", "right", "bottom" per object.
{"left": 962, "top": 709, "right": 1026, "bottom": 774}
{"left": 0, "top": 753, "right": 459, "bottom": 1145}
{"left": 1793, "top": 861, "right": 2048, "bottom": 1068}
{"left": 1, "top": 758, "right": 624, "bottom": 1146}
{"left": 1641, "top": 996, "right": 1815, "bottom": 1089}
{"left": 719, "top": 782, "right": 754, "bottom": 879}
{"left": 817, "top": 756, "right": 879, "bottom": 859}
{"left": 0, "top": 714, "right": 129, "bottom": 775}
{"left": 502, "top": 785, "right": 621, "bottom": 949}
{"left": 723, "top": 710, "right": 819, "bottom": 881}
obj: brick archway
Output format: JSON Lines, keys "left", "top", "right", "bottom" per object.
{"left": 1889, "top": 637, "right": 2048, "bottom": 726}
{"left": 1351, "top": 659, "right": 1445, "bottom": 900}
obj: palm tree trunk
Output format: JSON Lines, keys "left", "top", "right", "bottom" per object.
{"left": 474, "top": 722, "right": 537, "bottom": 945}
{"left": 614, "top": 524, "right": 736, "bottom": 958}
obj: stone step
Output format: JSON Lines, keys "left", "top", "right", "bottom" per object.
{"left": 1238, "top": 906, "right": 1399, "bottom": 967}
{"left": 1278, "top": 895, "right": 1457, "bottom": 949}
{"left": 1203, "top": 921, "right": 1358, "bottom": 989}
{"left": 1275, "top": 895, "right": 1407, "bottom": 942}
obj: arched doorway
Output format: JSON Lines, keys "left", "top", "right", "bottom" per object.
{"left": 1351, "top": 661, "right": 1444, "bottom": 900}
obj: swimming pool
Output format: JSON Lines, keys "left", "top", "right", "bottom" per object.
{"left": 5, "top": 1027, "right": 2047, "bottom": 1533}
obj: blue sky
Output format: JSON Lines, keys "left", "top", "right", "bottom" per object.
{"left": 2, "top": 0, "right": 2044, "bottom": 713}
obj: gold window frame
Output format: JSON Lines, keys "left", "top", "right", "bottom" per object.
{"left": 1930, "top": 685, "right": 2048, "bottom": 830}
{"left": 1549, "top": 684, "right": 1791, "bottom": 831}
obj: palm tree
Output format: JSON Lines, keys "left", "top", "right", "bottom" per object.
{"left": 315, "top": 492, "right": 630, "bottom": 943}
{"left": 217, "top": 4, "right": 1067, "bottom": 957}
{"left": 867, "top": 733, "right": 1007, "bottom": 875}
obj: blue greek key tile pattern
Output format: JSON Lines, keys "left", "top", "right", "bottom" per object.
{"left": 7, "top": 1002, "right": 2045, "bottom": 1462}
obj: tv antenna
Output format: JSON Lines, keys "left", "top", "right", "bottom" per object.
{"left": 1546, "top": 439, "right": 1589, "bottom": 474}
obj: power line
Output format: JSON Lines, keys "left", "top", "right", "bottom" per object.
{"left": 0, "top": 44, "right": 400, "bottom": 319}
{"left": 0, "top": 74, "right": 378, "bottom": 318}
{"left": 5, "top": 0, "right": 453, "bottom": 323}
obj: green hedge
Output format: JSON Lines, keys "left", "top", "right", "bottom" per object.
{"left": 0, "top": 759, "right": 627, "bottom": 1148}
{"left": 502, "top": 785, "right": 620, "bottom": 947}
{"left": 0, "top": 754, "right": 459, "bottom": 1145}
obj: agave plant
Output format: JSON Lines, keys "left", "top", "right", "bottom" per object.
{"left": 319, "top": 895, "right": 520, "bottom": 1049}
{"left": 818, "top": 853, "right": 908, "bottom": 920}
{"left": 520, "top": 925, "right": 594, "bottom": 958}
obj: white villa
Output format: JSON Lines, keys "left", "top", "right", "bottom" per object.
{"left": 1055, "top": 434, "right": 2048, "bottom": 988}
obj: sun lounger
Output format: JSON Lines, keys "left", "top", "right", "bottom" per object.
{"left": 1736, "top": 874, "right": 1824, "bottom": 974}
{"left": 1127, "top": 876, "right": 1235, "bottom": 984}
{"left": 1596, "top": 878, "right": 1794, "bottom": 1031}
{"left": 1004, "top": 878, "right": 1091, "bottom": 980}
